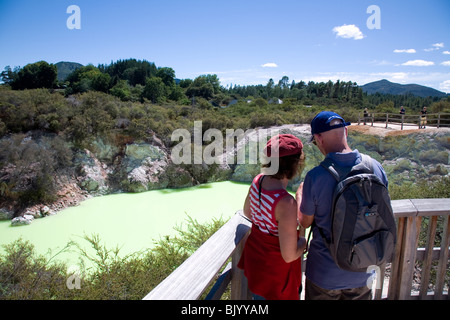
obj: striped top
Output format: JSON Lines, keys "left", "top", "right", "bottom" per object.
{"left": 249, "top": 174, "right": 290, "bottom": 236}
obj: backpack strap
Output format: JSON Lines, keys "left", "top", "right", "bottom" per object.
{"left": 358, "top": 154, "right": 374, "bottom": 173}
{"left": 320, "top": 154, "right": 373, "bottom": 180}
{"left": 258, "top": 174, "right": 266, "bottom": 207}
{"left": 320, "top": 158, "right": 340, "bottom": 181}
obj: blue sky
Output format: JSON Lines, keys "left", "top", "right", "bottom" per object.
{"left": 1, "top": 0, "right": 450, "bottom": 92}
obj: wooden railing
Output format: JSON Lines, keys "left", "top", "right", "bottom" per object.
{"left": 358, "top": 112, "right": 450, "bottom": 130}
{"left": 143, "top": 198, "right": 450, "bottom": 300}
{"left": 387, "top": 199, "right": 450, "bottom": 300}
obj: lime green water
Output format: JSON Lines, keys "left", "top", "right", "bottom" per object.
{"left": 0, "top": 181, "right": 250, "bottom": 267}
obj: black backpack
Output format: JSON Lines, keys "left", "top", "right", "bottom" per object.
{"left": 314, "top": 154, "right": 397, "bottom": 272}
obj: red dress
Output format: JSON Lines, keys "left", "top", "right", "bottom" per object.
{"left": 238, "top": 174, "right": 302, "bottom": 300}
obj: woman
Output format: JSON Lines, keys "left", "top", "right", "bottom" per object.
{"left": 238, "top": 134, "right": 306, "bottom": 300}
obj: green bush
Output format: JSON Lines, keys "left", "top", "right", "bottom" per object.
{"left": 0, "top": 238, "right": 70, "bottom": 299}
{"left": 389, "top": 176, "right": 450, "bottom": 200}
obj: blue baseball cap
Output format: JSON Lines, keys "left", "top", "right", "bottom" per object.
{"left": 310, "top": 111, "right": 351, "bottom": 140}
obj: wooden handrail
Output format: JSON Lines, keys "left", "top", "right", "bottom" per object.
{"left": 358, "top": 112, "right": 450, "bottom": 129}
{"left": 144, "top": 198, "right": 450, "bottom": 300}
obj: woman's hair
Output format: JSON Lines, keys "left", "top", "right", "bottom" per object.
{"left": 262, "top": 150, "right": 305, "bottom": 180}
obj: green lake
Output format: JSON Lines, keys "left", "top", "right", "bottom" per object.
{"left": 0, "top": 181, "right": 251, "bottom": 268}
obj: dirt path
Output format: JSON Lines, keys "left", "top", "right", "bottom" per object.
{"left": 348, "top": 123, "right": 450, "bottom": 137}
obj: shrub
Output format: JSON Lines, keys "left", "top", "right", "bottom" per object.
{"left": 389, "top": 176, "right": 450, "bottom": 200}
{"left": 0, "top": 215, "right": 227, "bottom": 300}
{"left": 0, "top": 238, "right": 70, "bottom": 299}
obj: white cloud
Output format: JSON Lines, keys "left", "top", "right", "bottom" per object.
{"left": 443, "top": 51, "right": 450, "bottom": 55}
{"left": 441, "top": 61, "right": 450, "bottom": 66}
{"left": 370, "top": 60, "right": 393, "bottom": 66}
{"left": 424, "top": 42, "right": 445, "bottom": 52}
{"left": 401, "top": 60, "right": 435, "bottom": 67}
{"left": 261, "top": 62, "right": 278, "bottom": 68}
{"left": 439, "top": 80, "right": 450, "bottom": 93}
{"left": 393, "top": 49, "right": 416, "bottom": 53}
{"left": 332, "top": 24, "right": 365, "bottom": 40}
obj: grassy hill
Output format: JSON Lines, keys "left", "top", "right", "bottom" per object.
{"left": 361, "top": 79, "right": 447, "bottom": 98}
{"left": 55, "top": 61, "right": 83, "bottom": 82}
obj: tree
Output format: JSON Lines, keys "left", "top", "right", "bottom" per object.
{"left": 143, "top": 77, "right": 166, "bottom": 103}
{"left": 375, "top": 101, "right": 396, "bottom": 113}
{"left": 168, "top": 85, "right": 187, "bottom": 102}
{"left": 156, "top": 67, "right": 176, "bottom": 87}
{"left": 179, "top": 79, "right": 193, "bottom": 88}
{"left": 1, "top": 66, "right": 17, "bottom": 85}
{"left": 66, "top": 65, "right": 111, "bottom": 94}
{"left": 185, "top": 75, "right": 217, "bottom": 100}
{"left": 266, "top": 78, "right": 275, "bottom": 97}
{"left": 204, "top": 74, "right": 221, "bottom": 94}
{"left": 110, "top": 79, "right": 131, "bottom": 101}
{"left": 278, "top": 76, "right": 290, "bottom": 90}
{"left": 11, "top": 61, "right": 57, "bottom": 90}
{"left": 91, "top": 72, "right": 111, "bottom": 92}
{"left": 100, "top": 59, "right": 157, "bottom": 87}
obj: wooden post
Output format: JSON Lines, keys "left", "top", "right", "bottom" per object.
{"left": 389, "top": 216, "right": 406, "bottom": 299}
{"left": 386, "top": 113, "right": 389, "bottom": 128}
{"left": 231, "top": 231, "right": 251, "bottom": 300}
{"left": 437, "top": 113, "right": 440, "bottom": 129}
{"left": 398, "top": 216, "right": 421, "bottom": 299}
{"left": 419, "top": 216, "right": 438, "bottom": 299}
{"left": 434, "top": 215, "right": 449, "bottom": 300}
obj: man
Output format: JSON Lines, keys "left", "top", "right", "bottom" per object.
{"left": 420, "top": 106, "right": 427, "bottom": 129}
{"left": 296, "top": 111, "right": 389, "bottom": 300}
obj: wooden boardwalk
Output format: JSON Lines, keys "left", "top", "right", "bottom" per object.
{"left": 144, "top": 198, "right": 450, "bottom": 300}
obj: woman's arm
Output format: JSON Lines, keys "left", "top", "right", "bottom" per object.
{"left": 243, "top": 190, "right": 252, "bottom": 220}
{"left": 276, "top": 196, "right": 306, "bottom": 263}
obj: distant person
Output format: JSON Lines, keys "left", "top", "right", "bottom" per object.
{"left": 238, "top": 134, "right": 306, "bottom": 300}
{"left": 296, "top": 111, "right": 389, "bottom": 300}
{"left": 363, "top": 108, "right": 369, "bottom": 125}
{"left": 420, "top": 106, "right": 427, "bottom": 129}
{"left": 400, "top": 106, "right": 406, "bottom": 126}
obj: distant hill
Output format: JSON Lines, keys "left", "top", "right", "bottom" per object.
{"left": 361, "top": 79, "right": 447, "bottom": 98}
{"left": 55, "top": 61, "right": 83, "bottom": 81}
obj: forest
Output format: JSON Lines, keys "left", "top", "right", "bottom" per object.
{"left": 2, "top": 59, "right": 447, "bottom": 113}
